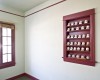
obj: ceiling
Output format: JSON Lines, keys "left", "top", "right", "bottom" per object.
{"left": 0, "top": 0, "right": 48, "bottom": 12}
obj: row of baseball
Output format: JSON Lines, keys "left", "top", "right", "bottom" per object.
{"left": 67, "top": 25, "right": 90, "bottom": 31}
{"left": 67, "top": 47, "right": 89, "bottom": 51}
{"left": 67, "top": 42, "right": 89, "bottom": 46}
{"left": 68, "top": 54, "right": 90, "bottom": 60}
{"left": 67, "top": 34, "right": 90, "bottom": 39}
{"left": 67, "top": 20, "right": 89, "bottom": 26}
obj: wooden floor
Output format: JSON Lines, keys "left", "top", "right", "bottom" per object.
{"left": 6, "top": 73, "right": 38, "bottom": 80}
{"left": 15, "top": 76, "right": 31, "bottom": 80}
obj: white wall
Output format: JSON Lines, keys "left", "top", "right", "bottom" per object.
{"left": 0, "top": 5, "right": 25, "bottom": 80}
{"left": 25, "top": 0, "right": 100, "bottom": 80}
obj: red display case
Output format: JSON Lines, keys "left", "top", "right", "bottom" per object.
{"left": 63, "top": 9, "right": 95, "bottom": 66}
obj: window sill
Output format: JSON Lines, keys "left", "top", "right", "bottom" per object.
{"left": 0, "top": 62, "right": 16, "bottom": 69}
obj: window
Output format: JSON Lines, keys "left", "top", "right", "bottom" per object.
{"left": 0, "top": 22, "right": 15, "bottom": 69}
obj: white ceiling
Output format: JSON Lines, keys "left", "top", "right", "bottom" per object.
{"left": 0, "top": 0, "right": 48, "bottom": 12}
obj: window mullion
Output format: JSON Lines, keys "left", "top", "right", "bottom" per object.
{"left": 0, "top": 28, "right": 2, "bottom": 64}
